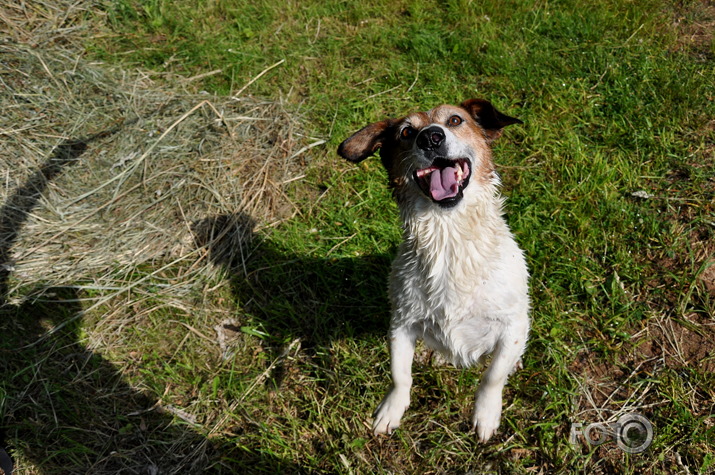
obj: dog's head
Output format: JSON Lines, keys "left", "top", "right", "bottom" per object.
{"left": 338, "top": 99, "right": 521, "bottom": 209}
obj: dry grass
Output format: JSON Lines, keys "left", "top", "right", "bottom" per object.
{"left": 0, "top": 0, "right": 93, "bottom": 47}
{"left": 1, "top": 39, "right": 308, "bottom": 306}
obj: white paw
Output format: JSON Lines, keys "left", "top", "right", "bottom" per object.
{"left": 372, "top": 389, "right": 410, "bottom": 435}
{"left": 472, "top": 390, "right": 502, "bottom": 442}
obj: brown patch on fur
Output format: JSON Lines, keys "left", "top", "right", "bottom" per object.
{"left": 337, "top": 119, "right": 399, "bottom": 163}
{"left": 402, "top": 111, "right": 430, "bottom": 129}
{"left": 389, "top": 105, "right": 496, "bottom": 207}
{"left": 400, "top": 105, "right": 497, "bottom": 189}
{"left": 460, "top": 98, "right": 523, "bottom": 143}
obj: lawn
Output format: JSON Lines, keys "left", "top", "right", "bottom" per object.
{"left": 1, "top": 0, "right": 713, "bottom": 473}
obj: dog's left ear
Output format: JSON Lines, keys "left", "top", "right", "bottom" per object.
{"left": 338, "top": 119, "right": 398, "bottom": 163}
{"left": 460, "top": 99, "right": 522, "bottom": 144}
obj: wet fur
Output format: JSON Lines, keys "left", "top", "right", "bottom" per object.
{"left": 338, "top": 99, "right": 530, "bottom": 442}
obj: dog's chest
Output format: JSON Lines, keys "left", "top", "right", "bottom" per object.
{"left": 393, "top": 210, "right": 504, "bottom": 307}
{"left": 389, "top": 211, "right": 527, "bottom": 366}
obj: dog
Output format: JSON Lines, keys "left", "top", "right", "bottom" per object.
{"left": 337, "top": 98, "right": 530, "bottom": 442}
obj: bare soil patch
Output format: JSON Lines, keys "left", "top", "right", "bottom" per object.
{"left": 670, "top": 0, "right": 715, "bottom": 60}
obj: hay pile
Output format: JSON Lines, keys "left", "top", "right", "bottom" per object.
{"left": 0, "top": 22, "right": 311, "bottom": 326}
{"left": 0, "top": 0, "right": 93, "bottom": 47}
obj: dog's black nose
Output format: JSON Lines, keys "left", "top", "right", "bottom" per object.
{"left": 416, "top": 126, "right": 445, "bottom": 151}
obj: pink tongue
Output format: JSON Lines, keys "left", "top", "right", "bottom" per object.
{"left": 429, "top": 166, "right": 459, "bottom": 201}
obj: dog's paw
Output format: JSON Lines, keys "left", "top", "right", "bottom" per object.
{"left": 472, "top": 391, "right": 502, "bottom": 442}
{"left": 372, "top": 389, "right": 410, "bottom": 435}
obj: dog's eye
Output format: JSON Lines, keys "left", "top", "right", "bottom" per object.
{"left": 400, "top": 126, "right": 416, "bottom": 139}
{"left": 448, "top": 115, "right": 463, "bottom": 127}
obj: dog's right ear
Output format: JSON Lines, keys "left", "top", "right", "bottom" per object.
{"left": 338, "top": 119, "right": 397, "bottom": 163}
{"left": 460, "top": 98, "right": 522, "bottom": 144}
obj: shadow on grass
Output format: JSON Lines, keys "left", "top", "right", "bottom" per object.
{"left": 0, "top": 137, "right": 299, "bottom": 473}
{"left": 0, "top": 288, "right": 302, "bottom": 474}
{"left": 192, "top": 213, "right": 392, "bottom": 384}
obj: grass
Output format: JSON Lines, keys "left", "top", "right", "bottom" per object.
{"left": 2, "top": 0, "right": 714, "bottom": 473}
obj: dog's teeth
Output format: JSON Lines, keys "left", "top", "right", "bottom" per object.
{"left": 456, "top": 166, "right": 463, "bottom": 181}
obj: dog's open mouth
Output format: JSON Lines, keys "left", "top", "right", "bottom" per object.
{"left": 414, "top": 158, "right": 471, "bottom": 207}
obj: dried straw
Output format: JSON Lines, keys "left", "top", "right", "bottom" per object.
{"left": 0, "top": 26, "right": 310, "bottom": 332}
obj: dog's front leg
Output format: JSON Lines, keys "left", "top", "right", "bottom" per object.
{"left": 372, "top": 326, "right": 415, "bottom": 435}
{"left": 472, "top": 334, "right": 526, "bottom": 442}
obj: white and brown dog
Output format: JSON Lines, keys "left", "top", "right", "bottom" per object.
{"left": 338, "top": 99, "right": 530, "bottom": 442}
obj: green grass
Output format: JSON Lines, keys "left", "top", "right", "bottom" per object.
{"left": 4, "top": 0, "right": 715, "bottom": 473}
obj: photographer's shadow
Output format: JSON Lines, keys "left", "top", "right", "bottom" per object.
{"left": 193, "top": 213, "right": 392, "bottom": 375}
{"left": 1, "top": 288, "right": 207, "bottom": 473}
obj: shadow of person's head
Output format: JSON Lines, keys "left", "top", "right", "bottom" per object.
{"left": 192, "top": 212, "right": 392, "bottom": 352}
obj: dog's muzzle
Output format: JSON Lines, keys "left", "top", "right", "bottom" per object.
{"left": 414, "top": 157, "right": 471, "bottom": 208}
